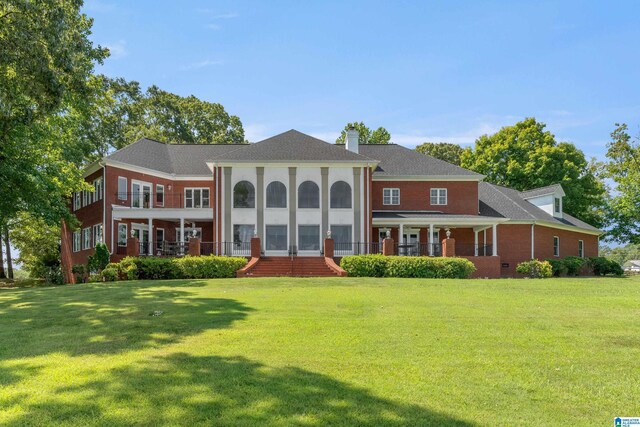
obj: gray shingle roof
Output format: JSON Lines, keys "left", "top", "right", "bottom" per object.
{"left": 521, "top": 184, "right": 564, "bottom": 199}
{"left": 212, "top": 130, "right": 375, "bottom": 163}
{"left": 358, "top": 144, "right": 482, "bottom": 178}
{"left": 478, "top": 182, "right": 600, "bottom": 232}
{"left": 106, "top": 138, "right": 240, "bottom": 175}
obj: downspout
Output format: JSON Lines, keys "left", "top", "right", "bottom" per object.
{"left": 99, "top": 161, "right": 110, "bottom": 254}
{"left": 530, "top": 223, "right": 535, "bottom": 259}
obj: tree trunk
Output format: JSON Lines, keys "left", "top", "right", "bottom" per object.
{"left": 0, "top": 225, "right": 5, "bottom": 279}
{"left": 4, "top": 227, "right": 13, "bottom": 280}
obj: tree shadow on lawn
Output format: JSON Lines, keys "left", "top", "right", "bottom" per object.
{"left": 10, "top": 353, "right": 475, "bottom": 426}
{"left": 0, "top": 280, "right": 253, "bottom": 359}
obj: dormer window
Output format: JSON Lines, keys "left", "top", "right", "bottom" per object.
{"left": 554, "top": 197, "right": 561, "bottom": 213}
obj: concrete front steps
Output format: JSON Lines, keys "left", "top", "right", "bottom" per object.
{"left": 244, "top": 256, "right": 340, "bottom": 277}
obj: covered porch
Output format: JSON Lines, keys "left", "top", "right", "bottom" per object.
{"left": 371, "top": 212, "right": 508, "bottom": 257}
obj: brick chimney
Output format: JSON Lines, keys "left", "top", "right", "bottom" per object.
{"left": 346, "top": 127, "right": 359, "bottom": 154}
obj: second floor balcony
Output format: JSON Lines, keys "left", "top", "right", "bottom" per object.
{"left": 114, "top": 190, "right": 211, "bottom": 210}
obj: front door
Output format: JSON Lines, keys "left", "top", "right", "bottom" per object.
{"left": 133, "top": 228, "right": 150, "bottom": 255}
{"left": 401, "top": 233, "right": 419, "bottom": 256}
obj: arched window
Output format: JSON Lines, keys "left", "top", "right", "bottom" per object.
{"left": 266, "top": 181, "right": 287, "bottom": 208}
{"left": 233, "top": 181, "right": 255, "bottom": 208}
{"left": 298, "top": 181, "right": 319, "bottom": 208}
{"left": 330, "top": 181, "right": 352, "bottom": 208}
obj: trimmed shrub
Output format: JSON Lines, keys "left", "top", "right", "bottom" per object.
{"left": 87, "top": 274, "right": 102, "bottom": 283}
{"left": 516, "top": 260, "right": 553, "bottom": 278}
{"left": 134, "top": 257, "right": 182, "bottom": 280}
{"left": 340, "top": 254, "right": 388, "bottom": 277}
{"left": 174, "top": 255, "right": 247, "bottom": 279}
{"left": 545, "top": 259, "right": 567, "bottom": 277}
{"left": 588, "top": 257, "right": 624, "bottom": 276}
{"left": 100, "top": 266, "right": 119, "bottom": 282}
{"left": 119, "top": 257, "right": 139, "bottom": 280}
{"left": 341, "top": 255, "right": 476, "bottom": 279}
{"left": 563, "top": 256, "right": 586, "bottom": 276}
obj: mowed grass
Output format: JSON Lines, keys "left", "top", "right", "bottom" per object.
{"left": 0, "top": 277, "right": 639, "bottom": 426}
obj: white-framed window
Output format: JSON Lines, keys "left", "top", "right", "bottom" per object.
{"left": 331, "top": 225, "right": 352, "bottom": 245}
{"left": 118, "top": 177, "right": 127, "bottom": 200}
{"left": 131, "top": 180, "right": 152, "bottom": 208}
{"left": 554, "top": 197, "right": 561, "bottom": 213}
{"left": 233, "top": 224, "right": 255, "bottom": 247}
{"left": 93, "top": 177, "right": 103, "bottom": 202}
{"left": 117, "top": 223, "right": 127, "bottom": 246}
{"left": 83, "top": 190, "right": 91, "bottom": 206}
{"left": 73, "top": 231, "right": 81, "bottom": 252}
{"left": 156, "top": 184, "right": 164, "bottom": 207}
{"left": 330, "top": 181, "right": 352, "bottom": 209}
{"left": 185, "top": 188, "right": 210, "bottom": 208}
{"left": 93, "top": 224, "right": 103, "bottom": 247}
{"left": 233, "top": 181, "right": 255, "bottom": 208}
{"left": 82, "top": 227, "right": 91, "bottom": 250}
{"left": 430, "top": 188, "right": 447, "bottom": 205}
{"left": 73, "top": 192, "right": 81, "bottom": 211}
{"left": 266, "top": 181, "right": 287, "bottom": 208}
{"left": 298, "top": 181, "right": 319, "bottom": 208}
{"left": 298, "top": 225, "right": 320, "bottom": 251}
{"left": 383, "top": 188, "right": 400, "bottom": 205}
{"left": 265, "top": 225, "right": 287, "bottom": 251}
{"left": 553, "top": 236, "right": 560, "bottom": 257}
{"left": 578, "top": 240, "right": 584, "bottom": 258}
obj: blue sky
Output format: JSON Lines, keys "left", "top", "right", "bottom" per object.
{"left": 84, "top": 0, "right": 640, "bottom": 159}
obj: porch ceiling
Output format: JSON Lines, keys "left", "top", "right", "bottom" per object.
{"left": 111, "top": 206, "right": 213, "bottom": 221}
{"left": 372, "top": 211, "right": 507, "bottom": 227}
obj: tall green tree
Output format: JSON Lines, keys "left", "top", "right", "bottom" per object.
{"left": 415, "top": 142, "right": 464, "bottom": 166}
{"left": 123, "top": 85, "right": 245, "bottom": 145}
{"left": 336, "top": 122, "right": 391, "bottom": 145}
{"left": 604, "top": 123, "right": 640, "bottom": 243}
{"left": 0, "top": 0, "right": 107, "bottom": 225}
{"left": 461, "top": 118, "right": 607, "bottom": 227}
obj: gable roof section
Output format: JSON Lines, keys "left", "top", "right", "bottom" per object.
{"left": 478, "top": 182, "right": 600, "bottom": 232}
{"left": 521, "top": 184, "right": 565, "bottom": 199}
{"left": 105, "top": 138, "right": 240, "bottom": 175}
{"left": 212, "top": 129, "right": 375, "bottom": 163}
{"left": 359, "top": 144, "right": 482, "bottom": 179}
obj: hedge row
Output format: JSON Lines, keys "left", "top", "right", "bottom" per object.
{"left": 340, "top": 254, "right": 476, "bottom": 279}
{"left": 96, "top": 255, "right": 248, "bottom": 282}
{"left": 546, "top": 256, "right": 623, "bottom": 277}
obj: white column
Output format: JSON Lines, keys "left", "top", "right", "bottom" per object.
{"left": 492, "top": 224, "right": 498, "bottom": 256}
{"left": 429, "top": 224, "right": 434, "bottom": 256}
{"left": 179, "top": 217, "right": 185, "bottom": 243}
{"left": 399, "top": 223, "right": 404, "bottom": 255}
{"left": 474, "top": 230, "right": 479, "bottom": 256}
{"left": 148, "top": 218, "right": 153, "bottom": 255}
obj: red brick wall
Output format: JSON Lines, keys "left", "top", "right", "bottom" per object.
{"left": 371, "top": 181, "right": 479, "bottom": 215}
{"left": 461, "top": 256, "right": 501, "bottom": 278}
{"left": 533, "top": 225, "right": 598, "bottom": 260}
{"left": 63, "top": 168, "right": 105, "bottom": 268}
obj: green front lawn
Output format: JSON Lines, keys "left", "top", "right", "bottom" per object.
{"left": 1, "top": 277, "right": 638, "bottom": 426}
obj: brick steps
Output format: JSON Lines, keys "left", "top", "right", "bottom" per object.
{"left": 245, "top": 256, "right": 339, "bottom": 277}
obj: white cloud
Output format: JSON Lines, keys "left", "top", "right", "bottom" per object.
{"left": 104, "top": 40, "right": 127, "bottom": 59}
{"left": 180, "top": 59, "right": 224, "bottom": 71}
